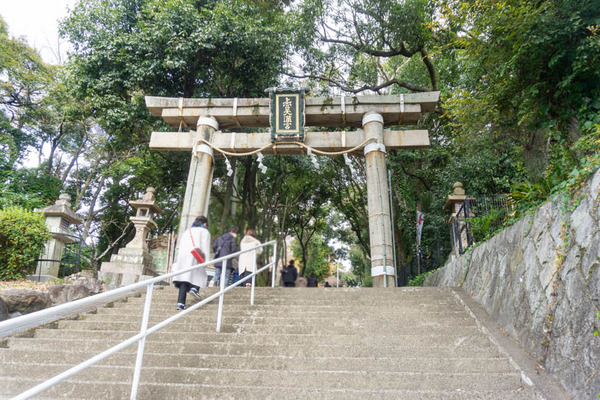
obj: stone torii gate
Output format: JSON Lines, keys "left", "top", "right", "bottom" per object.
{"left": 145, "top": 92, "right": 439, "bottom": 287}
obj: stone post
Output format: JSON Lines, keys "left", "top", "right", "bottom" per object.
{"left": 443, "top": 182, "right": 469, "bottom": 258}
{"left": 100, "top": 188, "right": 164, "bottom": 286}
{"left": 363, "top": 112, "right": 396, "bottom": 287}
{"left": 35, "top": 194, "right": 83, "bottom": 281}
{"left": 176, "top": 116, "right": 218, "bottom": 246}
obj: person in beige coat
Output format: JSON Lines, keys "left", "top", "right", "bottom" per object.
{"left": 172, "top": 216, "right": 210, "bottom": 310}
{"left": 238, "top": 229, "right": 263, "bottom": 286}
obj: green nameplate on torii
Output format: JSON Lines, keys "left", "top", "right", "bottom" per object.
{"left": 268, "top": 88, "right": 305, "bottom": 142}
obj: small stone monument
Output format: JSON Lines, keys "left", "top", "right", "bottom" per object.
{"left": 34, "top": 194, "right": 83, "bottom": 281}
{"left": 100, "top": 188, "right": 164, "bottom": 286}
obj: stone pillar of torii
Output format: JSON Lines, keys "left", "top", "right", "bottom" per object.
{"left": 145, "top": 91, "right": 440, "bottom": 287}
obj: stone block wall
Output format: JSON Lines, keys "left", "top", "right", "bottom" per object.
{"left": 425, "top": 169, "right": 600, "bottom": 400}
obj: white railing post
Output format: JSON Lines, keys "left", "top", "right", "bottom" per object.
{"left": 216, "top": 264, "right": 227, "bottom": 333}
{"left": 250, "top": 248, "right": 257, "bottom": 306}
{"left": 130, "top": 283, "right": 154, "bottom": 400}
{"left": 271, "top": 241, "right": 277, "bottom": 288}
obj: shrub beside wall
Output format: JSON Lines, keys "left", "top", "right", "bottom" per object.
{"left": 0, "top": 206, "right": 50, "bottom": 280}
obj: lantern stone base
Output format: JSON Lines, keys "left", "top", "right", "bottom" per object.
{"left": 100, "top": 248, "right": 158, "bottom": 287}
{"left": 26, "top": 274, "right": 58, "bottom": 283}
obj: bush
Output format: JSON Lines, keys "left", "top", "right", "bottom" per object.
{"left": 408, "top": 268, "right": 438, "bottom": 287}
{"left": 0, "top": 206, "right": 51, "bottom": 280}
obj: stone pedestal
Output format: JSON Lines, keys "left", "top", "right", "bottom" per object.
{"left": 99, "top": 248, "right": 156, "bottom": 287}
{"left": 35, "top": 194, "right": 83, "bottom": 281}
{"left": 100, "top": 188, "right": 163, "bottom": 287}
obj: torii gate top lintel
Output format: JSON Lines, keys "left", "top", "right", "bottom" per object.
{"left": 145, "top": 92, "right": 440, "bottom": 130}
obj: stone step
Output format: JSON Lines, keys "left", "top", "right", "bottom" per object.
{"left": 31, "top": 328, "right": 492, "bottom": 348}
{"left": 0, "top": 364, "right": 524, "bottom": 391}
{"left": 93, "top": 302, "right": 470, "bottom": 314}
{"left": 151, "top": 286, "right": 456, "bottom": 295}
{"left": 93, "top": 306, "right": 470, "bottom": 318}
{"left": 40, "top": 321, "right": 482, "bottom": 336}
{"left": 125, "top": 286, "right": 460, "bottom": 296}
{"left": 75, "top": 313, "right": 477, "bottom": 327}
{"left": 0, "top": 286, "right": 556, "bottom": 400}
{"left": 0, "top": 349, "right": 513, "bottom": 373}
{"left": 116, "top": 294, "right": 466, "bottom": 306}
{"left": 101, "top": 300, "right": 469, "bottom": 313}
{"left": 50, "top": 319, "right": 478, "bottom": 334}
{"left": 135, "top": 296, "right": 464, "bottom": 306}
{"left": 105, "top": 293, "right": 463, "bottom": 301}
{"left": 0, "top": 378, "right": 543, "bottom": 400}
{"left": 5, "top": 338, "right": 500, "bottom": 358}
{"left": 120, "top": 290, "right": 464, "bottom": 305}
{"left": 102, "top": 305, "right": 470, "bottom": 317}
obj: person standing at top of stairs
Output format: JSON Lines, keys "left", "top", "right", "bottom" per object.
{"left": 172, "top": 216, "right": 210, "bottom": 310}
{"left": 281, "top": 260, "right": 298, "bottom": 287}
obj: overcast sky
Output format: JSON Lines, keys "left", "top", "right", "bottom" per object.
{"left": 1, "top": 0, "right": 77, "bottom": 64}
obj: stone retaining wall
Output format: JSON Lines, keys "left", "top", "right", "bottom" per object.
{"left": 425, "top": 169, "right": 600, "bottom": 400}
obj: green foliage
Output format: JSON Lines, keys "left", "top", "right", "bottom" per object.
{"left": 291, "top": 233, "right": 331, "bottom": 279}
{"left": 2, "top": 0, "right": 598, "bottom": 287}
{"left": 0, "top": 167, "right": 62, "bottom": 210}
{"left": 338, "top": 269, "right": 360, "bottom": 287}
{"left": 348, "top": 245, "right": 371, "bottom": 287}
{"left": 511, "top": 121, "right": 600, "bottom": 213}
{"left": 439, "top": 0, "right": 600, "bottom": 185}
{"left": 510, "top": 179, "right": 552, "bottom": 215}
{"left": 408, "top": 268, "right": 438, "bottom": 287}
{"left": 55, "top": 0, "right": 292, "bottom": 263}
{"left": 467, "top": 208, "right": 505, "bottom": 242}
{"left": 0, "top": 16, "right": 54, "bottom": 169}
{"left": 293, "top": 0, "right": 438, "bottom": 92}
{"left": 0, "top": 206, "right": 51, "bottom": 280}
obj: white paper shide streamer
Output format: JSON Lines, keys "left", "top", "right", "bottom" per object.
{"left": 256, "top": 152, "right": 267, "bottom": 174}
{"left": 343, "top": 153, "right": 358, "bottom": 176}
{"left": 306, "top": 147, "right": 320, "bottom": 169}
{"left": 224, "top": 156, "right": 234, "bottom": 177}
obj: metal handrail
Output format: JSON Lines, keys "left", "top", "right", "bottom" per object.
{"left": 2, "top": 240, "right": 277, "bottom": 400}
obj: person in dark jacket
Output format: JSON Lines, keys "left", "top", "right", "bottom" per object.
{"left": 307, "top": 273, "right": 318, "bottom": 287}
{"left": 212, "top": 226, "right": 238, "bottom": 287}
{"left": 281, "top": 260, "right": 298, "bottom": 287}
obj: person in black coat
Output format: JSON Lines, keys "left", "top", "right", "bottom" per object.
{"left": 307, "top": 273, "right": 318, "bottom": 287}
{"left": 281, "top": 260, "right": 298, "bottom": 287}
{"left": 211, "top": 226, "right": 238, "bottom": 287}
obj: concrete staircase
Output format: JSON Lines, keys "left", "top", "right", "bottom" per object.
{"left": 0, "top": 287, "right": 559, "bottom": 399}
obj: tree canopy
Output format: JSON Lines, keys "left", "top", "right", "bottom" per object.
{"left": 1, "top": 0, "right": 599, "bottom": 284}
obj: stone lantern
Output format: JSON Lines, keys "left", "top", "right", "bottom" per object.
{"left": 443, "top": 182, "right": 474, "bottom": 258}
{"left": 100, "top": 188, "right": 164, "bottom": 286}
{"left": 35, "top": 194, "right": 83, "bottom": 281}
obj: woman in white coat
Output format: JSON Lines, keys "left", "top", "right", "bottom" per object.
{"left": 173, "top": 216, "right": 210, "bottom": 310}
{"left": 238, "top": 228, "right": 263, "bottom": 286}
